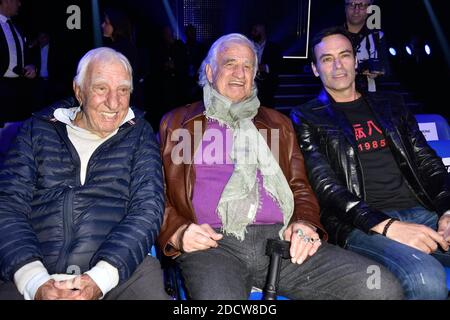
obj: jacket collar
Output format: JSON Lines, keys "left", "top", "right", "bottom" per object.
{"left": 314, "top": 89, "right": 358, "bottom": 149}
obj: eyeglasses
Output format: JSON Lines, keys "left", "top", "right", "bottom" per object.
{"left": 345, "top": 2, "right": 370, "bottom": 10}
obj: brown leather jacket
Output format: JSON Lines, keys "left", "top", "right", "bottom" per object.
{"left": 158, "top": 101, "right": 327, "bottom": 257}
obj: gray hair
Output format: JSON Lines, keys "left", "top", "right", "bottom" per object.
{"left": 74, "top": 47, "right": 133, "bottom": 91}
{"left": 198, "top": 33, "right": 258, "bottom": 87}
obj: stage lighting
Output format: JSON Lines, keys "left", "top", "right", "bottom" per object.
{"left": 389, "top": 48, "right": 397, "bottom": 56}
{"left": 425, "top": 44, "right": 431, "bottom": 55}
{"left": 405, "top": 46, "right": 412, "bottom": 55}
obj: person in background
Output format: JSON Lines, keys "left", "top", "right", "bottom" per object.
{"left": 344, "top": 0, "right": 390, "bottom": 92}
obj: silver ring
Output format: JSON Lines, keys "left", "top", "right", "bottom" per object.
{"left": 296, "top": 229, "right": 304, "bottom": 237}
{"left": 303, "top": 236, "right": 310, "bottom": 243}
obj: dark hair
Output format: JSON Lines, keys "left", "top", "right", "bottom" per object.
{"left": 103, "top": 8, "right": 133, "bottom": 42}
{"left": 309, "top": 26, "right": 355, "bottom": 64}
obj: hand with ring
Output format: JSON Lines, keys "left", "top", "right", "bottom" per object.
{"left": 283, "top": 221, "right": 322, "bottom": 264}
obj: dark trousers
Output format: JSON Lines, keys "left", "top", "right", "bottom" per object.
{"left": 177, "top": 224, "right": 404, "bottom": 300}
{"left": 0, "top": 256, "right": 170, "bottom": 300}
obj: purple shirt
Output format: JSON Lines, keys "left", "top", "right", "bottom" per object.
{"left": 191, "top": 120, "right": 284, "bottom": 228}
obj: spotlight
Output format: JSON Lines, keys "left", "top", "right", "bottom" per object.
{"left": 424, "top": 44, "right": 431, "bottom": 55}
{"left": 405, "top": 46, "right": 412, "bottom": 55}
{"left": 389, "top": 47, "right": 397, "bottom": 56}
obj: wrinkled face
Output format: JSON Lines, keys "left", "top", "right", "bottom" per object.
{"left": 74, "top": 59, "right": 131, "bottom": 137}
{"left": 101, "top": 16, "right": 113, "bottom": 38}
{"left": 345, "top": 0, "right": 371, "bottom": 26}
{"left": 312, "top": 34, "right": 357, "bottom": 96}
{"left": 0, "top": 0, "right": 21, "bottom": 17}
{"left": 207, "top": 43, "right": 255, "bottom": 103}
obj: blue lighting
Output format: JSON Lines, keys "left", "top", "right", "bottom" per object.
{"left": 406, "top": 46, "right": 412, "bottom": 55}
{"left": 425, "top": 44, "right": 431, "bottom": 55}
{"left": 389, "top": 47, "right": 397, "bottom": 56}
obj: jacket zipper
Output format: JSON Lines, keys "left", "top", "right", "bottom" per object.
{"left": 353, "top": 148, "right": 366, "bottom": 201}
{"left": 55, "top": 187, "right": 75, "bottom": 273}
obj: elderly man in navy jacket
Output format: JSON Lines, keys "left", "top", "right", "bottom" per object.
{"left": 0, "top": 47, "right": 168, "bottom": 300}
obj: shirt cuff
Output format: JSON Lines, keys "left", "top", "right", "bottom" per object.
{"left": 84, "top": 261, "right": 119, "bottom": 299}
{"left": 14, "top": 261, "right": 51, "bottom": 300}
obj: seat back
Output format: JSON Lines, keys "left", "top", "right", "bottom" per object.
{"left": 415, "top": 114, "right": 450, "bottom": 141}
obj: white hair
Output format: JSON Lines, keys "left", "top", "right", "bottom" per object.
{"left": 73, "top": 47, "right": 133, "bottom": 91}
{"left": 198, "top": 33, "right": 258, "bottom": 87}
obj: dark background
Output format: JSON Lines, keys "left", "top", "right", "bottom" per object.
{"left": 11, "top": 0, "right": 450, "bottom": 118}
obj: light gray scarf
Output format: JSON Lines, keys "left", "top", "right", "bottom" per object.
{"left": 203, "top": 82, "right": 294, "bottom": 240}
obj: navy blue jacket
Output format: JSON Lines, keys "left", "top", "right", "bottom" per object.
{"left": 0, "top": 98, "right": 164, "bottom": 284}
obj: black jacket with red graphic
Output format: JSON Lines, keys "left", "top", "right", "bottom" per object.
{"left": 291, "top": 91, "right": 450, "bottom": 247}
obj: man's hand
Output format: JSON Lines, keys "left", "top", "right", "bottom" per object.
{"left": 34, "top": 279, "right": 80, "bottom": 300}
{"left": 283, "top": 221, "right": 321, "bottom": 264}
{"left": 53, "top": 274, "right": 102, "bottom": 300}
{"left": 176, "top": 223, "right": 223, "bottom": 253}
{"left": 372, "top": 219, "right": 449, "bottom": 253}
{"left": 437, "top": 212, "right": 450, "bottom": 244}
{"left": 23, "top": 64, "right": 37, "bottom": 79}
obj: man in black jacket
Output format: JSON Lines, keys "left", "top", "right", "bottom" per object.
{"left": 291, "top": 26, "right": 450, "bottom": 300}
{"left": 0, "top": 47, "right": 169, "bottom": 300}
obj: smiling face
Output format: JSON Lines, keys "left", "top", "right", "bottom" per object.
{"left": 206, "top": 42, "right": 255, "bottom": 103}
{"left": 312, "top": 34, "right": 358, "bottom": 101}
{"left": 73, "top": 59, "right": 131, "bottom": 137}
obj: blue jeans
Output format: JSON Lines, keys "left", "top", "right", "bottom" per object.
{"left": 346, "top": 206, "right": 449, "bottom": 300}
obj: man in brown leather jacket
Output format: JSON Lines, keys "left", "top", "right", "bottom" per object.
{"left": 157, "top": 33, "right": 402, "bottom": 300}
